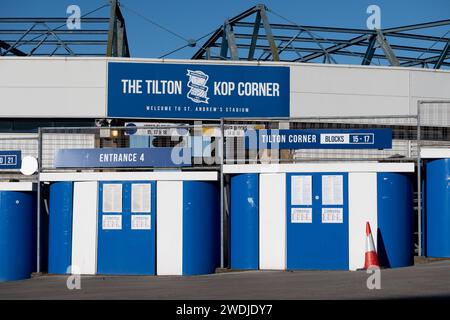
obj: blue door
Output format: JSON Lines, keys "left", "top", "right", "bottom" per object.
{"left": 286, "top": 173, "right": 349, "bottom": 270}
{"left": 97, "top": 181, "right": 155, "bottom": 275}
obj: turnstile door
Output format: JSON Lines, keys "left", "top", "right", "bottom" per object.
{"left": 97, "top": 181, "right": 155, "bottom": 275}
{"left": 287, "top": 173, "right": 349, "bottom": 270}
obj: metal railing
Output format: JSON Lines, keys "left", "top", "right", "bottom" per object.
{"left": 222, "top": 115, "right": 420, "bottom": 164}
{"left": 0, "top": 134, "right": 38, "bottom": 181}
{"left": 32, "top": 111, "right": 448, "bottom": 172}
{"left": 38, "top": 124, "right": 223, "bottom": 171}
{"left": 416, "top": 100, "right": 450, "bottom": 256}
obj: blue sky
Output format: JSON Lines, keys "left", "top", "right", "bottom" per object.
{"left": 1, "top": 0, "right": 449, "bottom": 59}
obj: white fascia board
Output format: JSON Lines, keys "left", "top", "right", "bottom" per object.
{"left": 420, "top": 147, "right": 450, "bottom": 159}
{"left": 0, "top": 182, "right": 36, "bottom": 191}
{"left": 223, "top": 162, "right": 415, "bottom": 174}
{"left": 40, "top": 171, "right": 218, "bottom": 182}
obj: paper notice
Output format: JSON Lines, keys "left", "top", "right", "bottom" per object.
{"left": 131, "top": 183, "right": 151, "bottom": 213}
{"left": 131, "top": 215, "right": 151, "bottom": 230}
{"left": 102, "top": 184, "right": 123, "bottom": 213}
{"left": 102, "top": 215, "right": 122, "bottom": 230}
{"left": 291, "top": 175, "right": 312, "bottom": 205}
{"left": 321, "top": 208, "right": 343, "bottom": 224}
{"left": 291, "top": 208, "right": 313, "bottom": 223}
{"left": 322, "top": 175, "right": 343, "bottom": 205}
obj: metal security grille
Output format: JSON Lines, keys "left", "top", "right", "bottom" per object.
{"left": 39, "top": 125, "right": 222, "bottom": 171}
{"left": 0, "top": 133, "right": 38, "bottom": 156}
{"left": 223, "top": 115, "right": 420, "bottom": 164}
{"left": 0, "top": 133, "right": 38, "bottom": 180}
{"left": 419, "top": 101, "right": 450, "bottom": 146}
{"left": 416, "top": 100, "right": 450, "bottom": 256}
{"left": 41, "top": 133, "right": 96, "bottom": 169}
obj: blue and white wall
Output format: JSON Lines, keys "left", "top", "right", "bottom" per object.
{"left": 44, "top": 171, "right": 219, "bottom": 276}
{"left": 1, "top": 57, "right": 450, "bottom": 119}
{"left": 420, "top": 147, "right": 450, "bottom": 258}
{"left": 226, "top": 163, "right": 415, "bottom": 271}
{"left": 0, "top": 182, "right": 37, "bottom": 281}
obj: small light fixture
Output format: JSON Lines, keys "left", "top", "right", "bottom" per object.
{"left": 111, "top": 129, "right": 119, "bottom": 138}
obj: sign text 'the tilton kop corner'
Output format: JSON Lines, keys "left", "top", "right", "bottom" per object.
{"left": 107, "top": 62, "right": 290, "bottom": 119}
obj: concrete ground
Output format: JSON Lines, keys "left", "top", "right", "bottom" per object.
{"left": 1, "top": 259, "right": 450, "bottom": 300}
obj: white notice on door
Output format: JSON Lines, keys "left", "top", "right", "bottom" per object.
{"left": 131, "top": 184, "right": 151, "bottom": 213}
{"left": 291, "top": 208, "right": 312, "bottom": 223}
{"left": 291, "top": 175, "right": 312, "bottom": 205}
{"left": 131, "top": 215, "right": 151, "bottom": 230}
{"left": 322, "top": 175, "right": 343, "bottom": 205}
{"left": 321, "top": 208, "right": 343, "bottom": 223}
{"left": 102, "top": 215, "right": 122, "bottom": 230}
{"left": 102, "top": 184, "right": 123, "bottom": 213}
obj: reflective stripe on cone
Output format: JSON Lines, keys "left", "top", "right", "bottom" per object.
{"left": 364, "top": 221, "right": 380, "bottom": 269}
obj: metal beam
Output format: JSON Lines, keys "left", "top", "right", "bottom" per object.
{"left": 383, "top": 19, "right": 450, "bottom": 33}
{"left": 375, "top": 29, "right": 400, "bottom": 66}
{"left": 402, "top": 52, "right": 450, "bottom": 67}
{"left": 0, "top": 17, "right": 109, "bottom": 23}
{"left": 233, "top": 19, "right": 450, "bottom": 36}
{"left": 106, "top": 0, "right": 117, "bottom": 57}
{"left": 0, "top": 1, "right": 128, "bottom": 57}
{"left": 362, "top": 35, "right": 377, "bottom": 65}
{"left": 275, "top": 30, "right": 302, "bottom": 59}
{"left": 232, "top": 24, "right": 450, "bottom": 44}
{"left": 234, "top": 21, "right": 374, "bottom": 34}
{"left": 186, "top": 53, "right": 450, "bottom": 66}
{"left": 258, "top": 4, "right": 279, "bottom": 61}
{"left": 191, "top": 5, "right": 260, "bottom": 59}
{"left": 219, "top": 25, "right": 228, "bottom": 59}
{"left": 216, "top": 42, "right": 437, "bottom": 63}
{"left": 1, "top": 40, "right": 108, "bottom": 45}
{"left": 247, "top": 11, "right": 261, "bottom": 61}
{"left": 386, "top": 32, "right": 450, "bottom": 43}
{"left": 192, "top": 27, "right": 224, "bottom": 59}
{"left": 0, "top": 39, "right": 26, "bottom": 55}
{"left": 22, "top": 53, "right": 107, "bottom": 56}
{"left": 434, "top": 40, "right": 450, "bottom": 69}
{"left": 235, "top": 33, "right": 445, "bottom": 55}
{"left": 225, "top": 21, "right": 238, "bottom": 60}
{"left": 1, "top": 24, "right": 36, "bottom": 56}
{"left": 0, "top": 29, "right": 109, "bottom": 35}
{"left": 115, "top": 2, "right": 130, "bottom": 57}
{"left": 192, "top": 4, "right": 450, "bottom": 69}
{"left": 294, "top": 34, "right": 370, "bottom": 62}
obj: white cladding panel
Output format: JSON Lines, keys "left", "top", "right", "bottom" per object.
{"left": 290, "top": 64, "right": 410, "bottom": 96}
{"left": 71, "top": 181, "right": 98, "bottom": 275}
{"left": 410, "top": 70, "right": 450, "bottom": 99}
{"left": 348, "top": 173, "right": 378, "bottom": 271}
{"left": 259, "top": 173, "right": 286, "bottom": 270}
{"left": 290, "top": 92, "right": 411, "bottom": 117}
{"left": 290, "top": 64, "right": 412, "bottom": 117}
{"left": 1, "top": 57, "right": 450, "bottom": 118}
{"left": 156, "top": 181, "right": 183, "bottom": 275}
{"left": 0, "top": 58, "right": 106, "bottom": 118}
{"left": 409, "top": 70, "right": 450, "bottom": 114}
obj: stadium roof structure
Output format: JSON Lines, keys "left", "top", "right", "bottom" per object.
{"left": 192, "top": 4, "right": 450, "bottom": 69}
{"left": 0, "top": 0, "right": 129, "bottom": 57}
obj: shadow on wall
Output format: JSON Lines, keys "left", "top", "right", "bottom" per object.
{"left": 377, "top": 229, "right": 390, "bottom": 268}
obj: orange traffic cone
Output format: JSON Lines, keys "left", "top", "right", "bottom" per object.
{"left": 364, "top": 222, "right": 380, "bottom": 269}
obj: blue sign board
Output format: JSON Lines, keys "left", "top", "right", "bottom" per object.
{"left": 107, "top": 62, "right": 290, "bottom": 119}
{"left": 54, "top": 148, "right": 191, "bottom": 168}
{"left": 0, "top": 150, "right": 21, "bottom": 169}
{"left": 246, "top": 129, "right": 392, "bottom": 149}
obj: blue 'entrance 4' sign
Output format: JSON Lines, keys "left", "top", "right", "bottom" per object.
{"left": 107, "top": 62, "right": 290, "bottom": 119}
{"left": 0, "top": 150, "right": 21, "bottom": 169}
{"left": 54, "top": 148, "right": 191, "bottom": 168}
{"left": 246, "top": 129, "right": 392, "bottom": 149}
